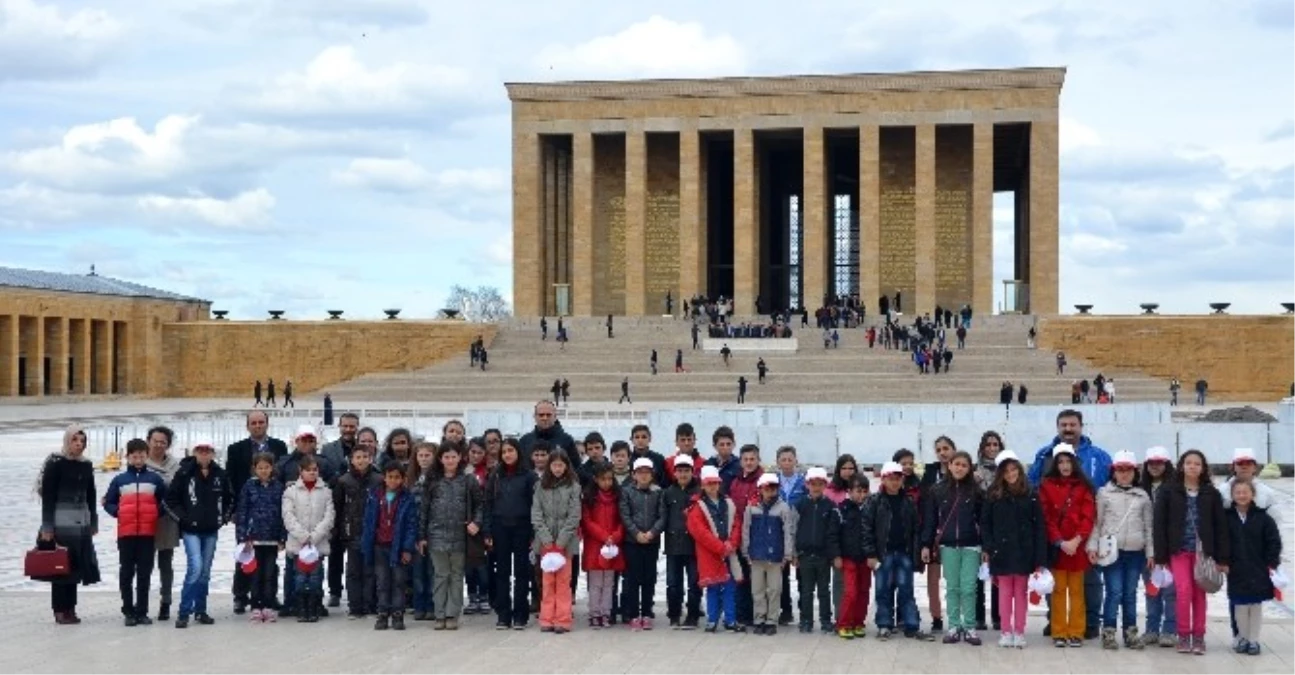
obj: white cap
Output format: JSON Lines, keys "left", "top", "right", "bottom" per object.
{"left": 995, "top": 450, "right": 1019, "bottom": 467}
{"left": 192, "top": 439, "right": 215, "bottom": 451}
{"left": 757, "top": 472, "right": 780, "bottom": 488}
{"left": 294, "top": 424, "right": 318, "bottom": 441}
{"left": 806, "top": 467, "right": 829, "bottom": 482}
{"left": 1111, "top": 450, "right": 1138, "bottom": 469}
{"left": 1233, "top": 448, "right": 1257, "bottom": 464}
{"left": 879, "top": 461, "right": 904, "bottom": 477}
{"left": 1145, "top": 446, "right": 1171, "bottom": 463}
{"left": 674, "top": 454, "right": 694, "bottom": 468}
{"left": 1052, "top": 443, "right": 1076, "bottom": 458}
{"left": 633, "top": 457, "right": 655, "bottom": 472}
{"left": 700, "top": 465, "right": 721, "bottom": 484}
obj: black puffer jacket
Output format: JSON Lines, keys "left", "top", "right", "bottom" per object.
{"left": 1153, "top": 481, "right": 1230, "bottom": 566}
{"left": 334, "top": 466, "right": 382, "bottom": 546}
{"left": 1225, "top": 506, "right": 1281, "bottom": 601}
{"left": 981, "top": 490, "right": 1047, "bottom": 576}
{"left": 485, "top": 464, "right": 537, "bottom": 533}
{"left": 826, "top": 499, "right": 866, "bottom": 561}
{"left": 795, "top": 495, "right": 836, "bottom": 556}
{"left": 860, "top": 491, "right": 920, "bottom": 562}
{"left": 921, "top": 479, "right": 983, "bottom": 549}
{"left": 662, "top": 481, "right": 700, "bottom": 555}
{"left": 165, "top": 457, "right": 234, "bottom": 535}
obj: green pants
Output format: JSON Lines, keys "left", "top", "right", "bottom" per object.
{"left": 940, "top": 546, "right": 980, "bottom": 631}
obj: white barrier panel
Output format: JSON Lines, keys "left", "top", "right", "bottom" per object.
{"left": 1270, "top": 424, "right": 1294, "bottom": 465}
{"left": 917, "top": 426, "right": 996, "bottom": 463}
{"left": 1178, "top": 424, "right": 1272, "bottom": 462}
{"left": 1083, "top": 424, "right": 1179, "bottom": 459}
{"left": 838, "top": 425, "right": 922, "bottom": 466}
{"left": 702, "top": 338, "right": 798, "bottom": 353}
{"left": 758, "top": 426, "right": 839, "bottom": 467}
{"left": 1279, "top": 400, "right": 1295, "bottom": 426}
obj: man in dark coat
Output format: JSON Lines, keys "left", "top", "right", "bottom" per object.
{"left": 225, "top": 410, "right": 288, "bottom": 614}
{"left": 518, "top": 400, "right": 577, "bottom": 459}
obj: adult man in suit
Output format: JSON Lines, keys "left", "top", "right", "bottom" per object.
{"left": 226, "top": 410, "right": 288, "bottom": 614}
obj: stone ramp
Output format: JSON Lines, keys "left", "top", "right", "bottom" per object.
{"left": 330, "top": 315, "right": 1172, "bottom": 404}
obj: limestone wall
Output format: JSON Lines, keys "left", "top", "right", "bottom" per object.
{"left": 160, "top": 321, "right": 490, "bottom": 397}
{"left": 1037, "top": 315, "right": 1295, "bottom": 401}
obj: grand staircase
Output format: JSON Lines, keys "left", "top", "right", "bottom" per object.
{"left": 327, "top": 315, "right": 1173, "bottom": 404}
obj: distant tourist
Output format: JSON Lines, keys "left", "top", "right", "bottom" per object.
{"left": 757, "top": 358, "right": 768, "bottom": 384}
{"left": 560, "top": 379, "right": 570, "bottom": 404}
{"left": 1056, "top": 352, "right": 1066, "bottom": 375}
{"left": 323, "top": 393, "right": 334, "bottom": 426}
{"left": 550, "top": 379, "right": 562, "bottom": 405}
{"left": 721, "top": 344, "right": 732, "bottom": 367}
{"left": 35, "top": 425, "right": 102, "bottom": 625}
{"left": 253, "top": 380, "right": 264, "bottom": 407}
{"left": 283, "top": 380, "right": 295, "bottom": 408}
{"left": 737, "top": 376, "right": 748, "bottom": 404}
{"left": 675, "top": 349, "right": 685, "bottom": 373}
{"left": 650, "top": 349, "right": 658, "bottom": 375}
{"left": 1169, "top": 378, "right": 1180, "bottom": 406}
{"left": 266, "top": 379, "right": 277, "bottom": 408}
{"left": 1017, "top": 384, "right": 1028, "bottom": 405}
{"left": 1027, "top": 327, "right": 1037, "bottom": 350}
{"left": 619, "top": 377, "right": 632, "bottom": 405}
{"left": 540, "top": 316, "right": 548, "bottom": 341}
{"left": 1195, "top": 378, "right": 1208, "bottom": 406}
{"left": 607, "top": 314, "right": 614, "bottom": 339}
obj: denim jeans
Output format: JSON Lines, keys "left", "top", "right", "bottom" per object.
{"left": 1143, "top": 569, "right": 1176, "bottom": 635}
{"left": 706, "top": 580, "right": 737, "bottom": 626}
{"left": 410, "top": 551, "right": 434, "bottom": 614}
{"left": 1101, "top": 551, "right": 1145, "bottom": 629}
{"left": 179, "top": 532, "right": 218, "bottom": 618}
{"left": 666, "top": 554, "right": 701, "bottom": 621}
{"left": 294, "top": 562, "right": 325, "bottom": 598}
{"left": 875, "top": 552, "right": 918, "bottom": 632}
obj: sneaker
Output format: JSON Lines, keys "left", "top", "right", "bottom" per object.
{"left": 391, "top": 614, "right": 405, "bottom": 631}
{"left": 433, "top": 619, "right": 447, "bottom": 631}
{"left": 175, "top": 616, "right": 189, "bottom": 629}
{"left": 348, "top": 611, "right": 363, "bottom": 621}
{"left": 327, "top": 595, "right": 341, "bottom": 608}
{"left": 1124, "top": 627, "right": 1144, "bottom": 650}
{"left": 1176, "top": 635, "right": 1191, "bottom": 653}
{"left": 1141, "top": 631, "right": 1160, "bottom": 647}
{"left": 513, "top": 623, "right": 527, "bottom": 631}
{"left": 374, "top": 614, "right": 390, "bottom": 631}
{"left": 1246, "top": 642, "right": 1261, "bottom": 656}
{"left": 777, "top": 612, "right": 793, "bottom": 626}
{"left": 500, "top": 620, "right": 514, "bottom": 630}
{"left": 642, "top": 617, "right": 654, "bottom": 631}
{"left": 1191, "top": 638, "right": 1205, "bottom": 656}
{"left": 1158, "top": 634, "right": 1176, "bottom": 648}
{"left": 233, "top": 601, "right": 247, "bottom": 615}
{"left": 263, "top": 610, "right": 278, "bottom": 623}
{"left": 964, "top": 630, "right": 982, "bottom": 646}
{"left": 820, "top": 623, "right": 834, "bottom": 634}
{"left": 629, "top": 618, "right": 643, "bottom": 631}
{"left": 249, "top": 609, "right": 264, "bottom": 623}
{"left": 877, "top": 628, "right": 893, "bottom": 641}
{"left": 838, "top": 627, "right": 855, "bottom": 640}
{"left": 1013, "top": 634, "right": 1027, "bottom": 649}
{"left": 445, "top": 618, "right": 459, "bottom": 631}
{"left": 540, "top": 626, "right": 555, "bottom": 633}
{"left": 669, "top": 618, "right": 681, "bottom": 629}
{"left": 194, "top": 613, "right": 215, "bottom": 626}
{"left": 554, "top": 627, "right": 569, "bottom": 634}
{"left": 1101, "top": 627, "right": 1118, "bottom": 650}
{"left": 124, "top": 615, "right": 138, "bottom": 627}
{"left": 135, "top": 615, "right": 153, "bottom": 626}
{"left": 1067, "top": 637, "right": 1083, "bottom": 648}
{"left": 765, "top": 624, "right": 778, "bottom": 636}
{"left": 943, "top": 629, "right": 962, "bottom": 644}
{"left": 704, "top": 623, "right": 718, "bottom": 633}
{"left": 1234, "top": 638, "right": 1250, "bottom": 654}
{"left": 157, "top": 602, "right": 171, "bottom": 621}
{"left": 931, "top": 618, "right": 944, "bottom": 633}
{"left": 682, "top": 617, "right": 699, "bottom": 631}
{"left": 799, "top": 622, "right": 813, "bottom": 634}
{"left": 1054, "top": 639, "right": 1067, "bottom": 649}
{"left": 413, "top": 611, "right": 428, "bottom": 621}
{"left": 998, "top": 633, "right": 1014, "bottom": 648}
{"left": 906, "top": 629, "right": 935, "bottom": 641}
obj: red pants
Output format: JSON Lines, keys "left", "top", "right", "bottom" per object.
{"left": 837, "top": 559, "right": 873, "bottom": 629}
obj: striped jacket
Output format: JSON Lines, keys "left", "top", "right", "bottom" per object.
{"left": 104, "top": 465, "right": 167, "bottom": 538}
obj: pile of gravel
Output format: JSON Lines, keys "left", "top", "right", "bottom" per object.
{"left": 1200, "top": 406, "right": 1278, "bottom": 423}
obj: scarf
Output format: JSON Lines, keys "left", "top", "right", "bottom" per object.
{"left": 34, "top": 424, "right": 91, "bottom": 497}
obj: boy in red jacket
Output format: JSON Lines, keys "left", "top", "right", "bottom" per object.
{"left": 104, "top": 439, "right": 167, "bottom": 626}
{"left": 687, "top": 465, "right": 744, "bottom": 632}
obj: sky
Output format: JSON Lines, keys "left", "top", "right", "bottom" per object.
{"left": 0, "top": 0, "right": 1291, "bottom": 318}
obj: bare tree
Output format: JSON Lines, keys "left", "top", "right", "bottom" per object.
{"left": 445, "top": 285, "right": 512, "bottom": 322}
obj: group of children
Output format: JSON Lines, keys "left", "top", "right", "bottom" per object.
{"left": 99, "top": 418, "right": 1283, "bottom": 657}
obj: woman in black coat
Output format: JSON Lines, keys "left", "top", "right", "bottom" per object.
{"left": 35, "top": 425, "right": 101, "bottom": 624}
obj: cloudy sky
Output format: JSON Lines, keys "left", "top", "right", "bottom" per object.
{"left": 1, "top": 0, "right": 1291, "bottom": 318}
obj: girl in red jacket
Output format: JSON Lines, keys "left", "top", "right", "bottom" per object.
{"left": 581, "top": 463, "right": 624, "bottom": 629}
{"left": 1039, "top": 443, "right": 1096, "bottom": 648}
{"left": 687, "top": 465, "right": 744, "bottom": 632}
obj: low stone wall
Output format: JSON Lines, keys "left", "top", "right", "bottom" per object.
{"left": 161, "top": 320, "right": 490, "bottom": 397}
{"left": 1037, "top": 315, "right": 1294, "bottom": 401}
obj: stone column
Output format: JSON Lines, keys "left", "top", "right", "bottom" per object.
{"left": 571, "top": 132, "right": 595, "bottom": 316}
{"left": 858, "top": 125, "right": 881, "bottom": 313}
{"left": 972, "top": 123, "right": 995, "bottom": 315}
{"left": 94, "top": 320, "right": 113, "bottom": 395}
{"left": 1028, "top": 120, "right": 1060, "bottom": 314}
{"left": 734, "top": 129, "right": 760, "bottom": 315}
{"left": 0, "top": 315, "right": 16, "bottom": 396}
{"left": 914, "top": 124, "right": 936, "bottom": 316}
{"left": 624, "top": 130, "right": 648, "bottom": 315}
{"left": 678, "top": 128, "right": 707, "bottom": 303}
{"left": 512, "top": 132, "right": 543, "bottom": 316}
{"left": 49, "top": 317, "right": 68, "bottom": 395}
{"left": 27, "top": 317, "right": 45, "bottom": 396}
{"left": 802, "top": 126, "right": 827, "bottom": 311}
{"left": 77, "top": 320, "right": 91, "bottom": 395}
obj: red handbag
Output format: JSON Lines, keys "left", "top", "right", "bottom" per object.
{"left": 25, "top": 546, "right": 70, "bottom": 579}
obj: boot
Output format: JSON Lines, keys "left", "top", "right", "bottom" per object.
{"left": 391, "top": 612, "right": 406, "bottom": 631}
{"left": 1124, "top": 627, "right": 1144, "bottom": 650}
{"left": 309, "top": 594, "right": 322, "bottom": 623}
{"left": 1101, "top": 626, "right": 1119, "bottom": 650}
{"left": 296, "top": 596, "right": 310, "bottom": 623}
{"left": 374, "top": 613, "right": 389, "bottom": 631}
{"left": 157, "top": 601, "right": 171, "bottom": 621}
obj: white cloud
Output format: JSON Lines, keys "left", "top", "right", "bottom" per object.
{"left": 333, "top": 157, "right": 507, "bottom": 194}
{"left": 1060, "top": 117, "right": 1102, "bottom": 154}
{"left": 177, "top": 0, "right": 430, "bottom": 30}
{"left": 230, "top": 45, "right": 478, "bottom": 122}
{"left": 0, "top": 0, "right": 123, "bottom": 81}
{"left": 534, "top": 16, "right": 747, "bottom": 79}
{"left": 138, "top": 188, "right": 275, "bottom": 228}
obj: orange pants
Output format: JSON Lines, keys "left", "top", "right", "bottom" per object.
{"left": 1050, "top": 569, "right": 1086, "bottom": 640}
{"left": 539, "top": 564, "right": 574, "bottom": 629}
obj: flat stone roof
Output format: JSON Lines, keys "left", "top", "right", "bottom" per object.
{"left": 0, "top": 265, "right": 208, "bottom": 303}
{"left": 506, "top": 66, "right": 1066, "bottom": 102}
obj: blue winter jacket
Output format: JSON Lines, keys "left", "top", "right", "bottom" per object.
{"left": 778, "top": 471, "right": 807, "bottom": 508}
{"left": 743, "top": 497, "right": 796, "bottom": 563}
{"left": 360, "top": 487, "right": 419, "bottom": 567}
{"left": 235, "top": 479, "right": 285, "bottom": 543}
{"left": 1027, "top": 435, "right": 1112, "bottom": 488}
